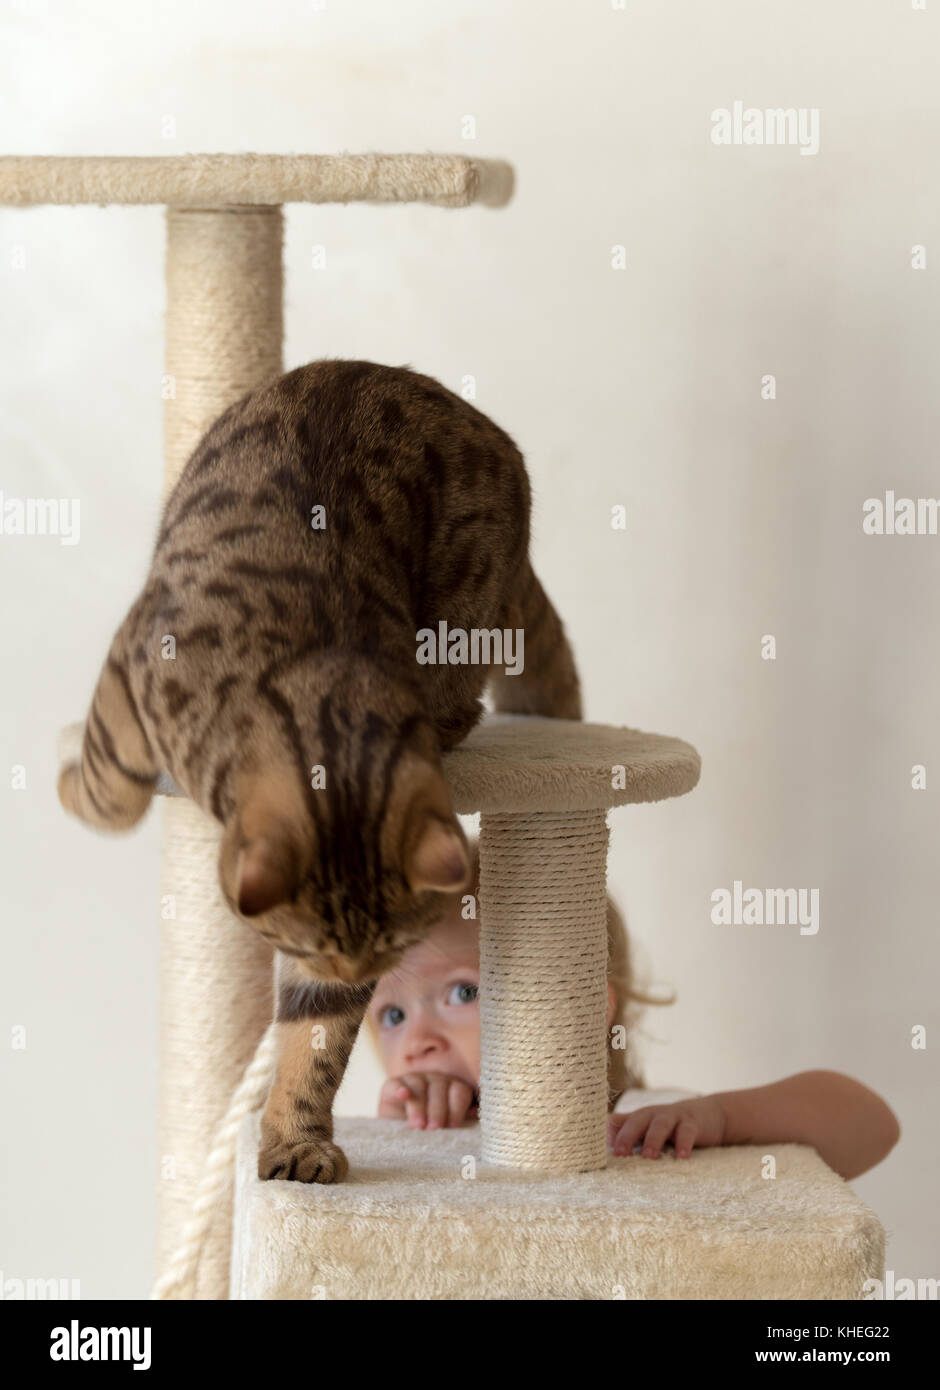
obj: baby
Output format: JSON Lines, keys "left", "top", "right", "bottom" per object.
{"left": 366, "top": 843, "right": 900, "bottom": 1181}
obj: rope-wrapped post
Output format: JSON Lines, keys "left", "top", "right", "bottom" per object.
{"left": 157, "top": 205, "right": 283, "bottom": 1298}
{"left": 477, "top": 809, "right": 610, "bottom": 1173}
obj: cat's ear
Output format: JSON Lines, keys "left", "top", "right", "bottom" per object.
{"left": 404, "top": 815, "right": 470, "bottom": 894}
{"left": 219, "top": 768, "right": 309, "bottom": 917}
{"left": 395, "top": 758, "right": 470, "bottom": 895}
{"left": 235, "top": 836, "right": 301, "bottom": 917}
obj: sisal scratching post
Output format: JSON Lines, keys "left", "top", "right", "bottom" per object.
{"left": 157, "top": 204, "right": 283, "bottom": 1298}
{"left": 157, "top": 803, "right": 274, "bottom": 1299}
{"left": 164, "top": 206, "right": 284, "bottom": 468}
{"left": 478, "top": 811, "right": 609, "bottom": 1172}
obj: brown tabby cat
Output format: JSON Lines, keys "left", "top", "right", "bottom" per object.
{"left": 59, "top": 358, "right": 581, "bottom": 1183}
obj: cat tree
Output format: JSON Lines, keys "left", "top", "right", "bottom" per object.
{"left": 5, "top": 152, "right": 885, "bottom": 1300}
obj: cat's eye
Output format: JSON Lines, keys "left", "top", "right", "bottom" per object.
{"left": 380, "top": 1005, "right": 405, "bottom": 1028}
{"left": 447, "top": 982, "right": 478, "bottom": 1006}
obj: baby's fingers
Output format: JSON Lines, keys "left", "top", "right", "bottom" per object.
{"left": 424, "top": 1074, "right": 451, "bottom": 1130}
{"left": 640, "top": 1112, "right": 679, "bottom": 1158}
{"left": 609, "top": 1107, "right": 657, "bottom": 1156}
{"left": 673, "top": 1118, "right": 698, "bottom": 1159}
{"left": 400, "top": 1074, "right": 429, "bottom": 1128}
{"left": 377, "top": 1078, "right": 412, "bottom": 1119}
{"left": 448, "top": 1080, "right": 477, "bottom": 1127}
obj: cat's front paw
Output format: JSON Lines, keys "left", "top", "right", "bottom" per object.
{"left": 258, "top": 1136, "right": 349, "bottom": 1184}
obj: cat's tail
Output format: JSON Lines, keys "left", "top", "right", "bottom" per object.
{"left": 58, "top": 656, "right": 159, "bottom": 831}
{"left": 487, "top": 560, "right": 582, "bottom": 720}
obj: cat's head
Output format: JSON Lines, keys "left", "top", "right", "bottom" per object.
{"left": 218, "top": 748, "right": 471, "bottom": 984}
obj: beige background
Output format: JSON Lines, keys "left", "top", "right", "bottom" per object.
{"left": 1, "top": 0, "right": 937, "bottom": 1298}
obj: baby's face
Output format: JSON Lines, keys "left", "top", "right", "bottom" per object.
{"left": 368, "top": 901, "right": 480, "bottom": 1090}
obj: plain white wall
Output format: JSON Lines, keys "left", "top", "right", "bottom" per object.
{"left": 2, "top": 0, "right": 937, "bottom": 1298}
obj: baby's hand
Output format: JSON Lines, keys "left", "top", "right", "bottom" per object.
{"left": 607, "top": 1096, "right": 727, "bottom": 1160}
{"left": 378, "top": 1072, "right": 479, "bottom": 1130}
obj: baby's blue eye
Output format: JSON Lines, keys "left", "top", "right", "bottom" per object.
{"left": 380, "top": 1005, "right": 405, "bottom": 1028}
{"left": 448, "top": 983, "right": 478, "bottom": 1006}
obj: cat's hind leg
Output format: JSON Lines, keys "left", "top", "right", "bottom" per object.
{"left": 487, "top": 560, "right": 582, "bottom": 720}
{"left": 58, "top": 657, "right": 158, "bottom": 830}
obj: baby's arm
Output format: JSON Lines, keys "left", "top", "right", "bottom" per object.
{"left": 715, "top": 1070, "right": 900, "bottom": 1179}
{"left": 609, "top": 1070, "right": 900, "bottom": 1180}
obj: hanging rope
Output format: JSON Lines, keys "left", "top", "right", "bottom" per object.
{"left": 151, "top": 1021, "right": 280, "bottom": 1300}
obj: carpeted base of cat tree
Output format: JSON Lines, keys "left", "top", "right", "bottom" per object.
{"left": 231, "top": 1114, "right": 884, "bottom": 1301}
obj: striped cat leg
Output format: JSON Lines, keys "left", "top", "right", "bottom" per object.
{"left": 58, "top": 657, "right": 158, "bottom": 830}
{"left": 488, "top": 560, "right": 583, "bottom": 719}
{"left": 258, "top": 972, "right": 375, "bottom": 1183}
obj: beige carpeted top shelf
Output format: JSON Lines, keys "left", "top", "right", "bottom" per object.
{"left": 0, "top": 153, "right": 514, "bottom": 208}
